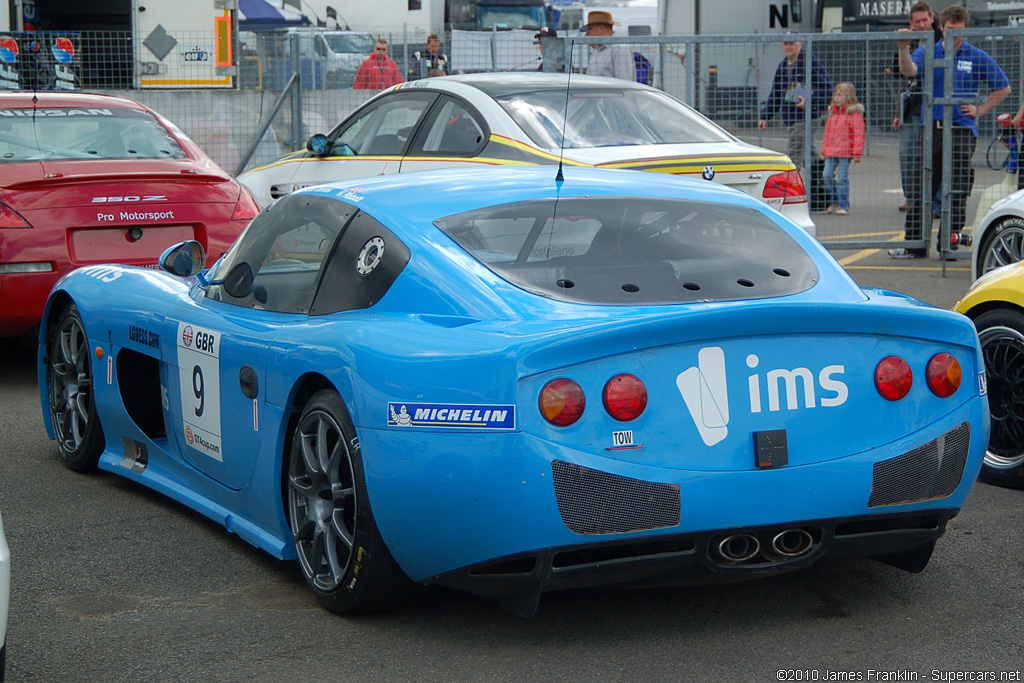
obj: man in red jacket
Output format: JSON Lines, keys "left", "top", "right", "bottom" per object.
{"left": 354, "top": 39, "right": 404, "bottom": 90}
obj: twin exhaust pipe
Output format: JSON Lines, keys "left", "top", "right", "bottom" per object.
{"left": 714, "top": 528, "right": 815, "bottom": 563}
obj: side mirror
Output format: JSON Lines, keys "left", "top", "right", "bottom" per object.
{"left": 159, "top": 240, "right": 207, "bottom": 277}
{"left": 306, "top": 134, "right": 331, "bottom": 156}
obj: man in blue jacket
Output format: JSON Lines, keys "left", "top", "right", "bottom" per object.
{"left": 889, "top": 4, "right": 1010, "bottom": 258}
{"left": 758, "top": 36, "right": 833, "bottom": 171}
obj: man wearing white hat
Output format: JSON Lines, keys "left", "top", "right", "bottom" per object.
{"left": 583, "top": 10, "right": 634, "bottom": 81}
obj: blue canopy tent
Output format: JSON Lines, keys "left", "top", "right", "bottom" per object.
{"left": 239, "top": 0, "right": 312, "bottom": 30}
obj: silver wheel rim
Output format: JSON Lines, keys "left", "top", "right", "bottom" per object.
{"left": 287, "top": 408, "right": 357, "bottom": 593}
{"left": 978, "top": 325, "right": 1024, "bottom": 471}
{"left": 982, "top": 224, "right": 1024, "bottom": 275}
{"left": 50, "top": 315, "right": 92, "bottom": 453}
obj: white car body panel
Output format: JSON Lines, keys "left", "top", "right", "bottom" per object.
{"left": 972, "top": 188, "right": 1024, "bottom": 279}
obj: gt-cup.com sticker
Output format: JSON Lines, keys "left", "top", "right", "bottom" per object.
{"left": 177, "top": 322, "right": 223, "bottom": 461}
{"left": 388, "top": 402, "right": 516, "bottom": 429}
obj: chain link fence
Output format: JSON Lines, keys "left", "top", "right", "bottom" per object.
{"left": 4, "top": 26, "right": 1022, "bottom": 253}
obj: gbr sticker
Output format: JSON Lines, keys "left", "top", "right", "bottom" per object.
{"left": 177, "top": 322, "right": 223, "bottom": 461}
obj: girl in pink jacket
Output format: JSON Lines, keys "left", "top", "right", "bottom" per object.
{"left": 820, "top": 82, "right": 865, "bottom": 215}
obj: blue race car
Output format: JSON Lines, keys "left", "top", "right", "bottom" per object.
{"left": 38, "top": 166, "right": 989, "bottom": 616}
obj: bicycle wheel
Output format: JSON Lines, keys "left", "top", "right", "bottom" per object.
{"left": 987, "top": 135, "right": 1010, "bottom": 170}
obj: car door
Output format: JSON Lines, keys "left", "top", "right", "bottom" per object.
{"left": 400, "top": 95, "right": 490, "bottom": 173}
{"left": 161, "top": 197, "right": 356, "bottom": 490}
{"left": 162, "top": 302, "right": 272, "bottom": 490}
{"left": 283, "top": 90, "right": 438, "bottom": 196}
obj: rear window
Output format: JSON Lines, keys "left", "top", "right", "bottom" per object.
{"left": 325, "top": 33, "right": 375, "bottom": 53}
{"left": 434, "top": 196, "right": 817, "bottom": 305}
{"left": 0, "top": 106, "right": 187, "bottom": 162}
{"left": 495, "top": 89, "right": 731, "bottom": 149}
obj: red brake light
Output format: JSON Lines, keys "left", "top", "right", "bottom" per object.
{"left": 603, "top": 373, "right": 647, "bottom": 421}
{"left": 876, "top": 356, "right": 913, "bottom": 401}
{"left": 0, "top": 201, "right": 31, "bottom": 228}
{"left": 539, "top": 378, "right": 585, "bottom": 427}
{"left": 762, "top": 170, "right": 807, "bottom": 204}
{"left": 926, "top": 353, "right": 962, "bottom": 397}
{"left": 231, "top": 187, "right": 260, "bottom": 221}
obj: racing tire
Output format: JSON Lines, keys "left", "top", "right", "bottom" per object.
{"left": 286, "top": 390, "right": 416, "bottom": 613}
{"left": 47, "top": 303, "right": 104, "bottom": 472}
{"left": 972, "top": 309, "right": 1024, "bottom": 488}
{"left": 976, "top": 217, "right": 1024, "bottom": 279}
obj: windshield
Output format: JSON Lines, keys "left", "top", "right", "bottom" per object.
{"left": 0, "top": 106, "right": 187, "bottom": 162}
{"left": 206, "top": 194, "right": 354, "bottom": 314}
{"left": 435, "top": 196, "right": 816, "bottom": 305}
{"left": 496, "top": 89, "right": 732, "bottom": 149}
{"left": 478, "top": 5, "right": 545, "bottom": 29}
{"left": 325, "top": 33, "right": 375, "bottom": 53}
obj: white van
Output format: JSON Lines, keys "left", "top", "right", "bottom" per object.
{"left": 282, "top": 29, "right": 377, "bottom": 88}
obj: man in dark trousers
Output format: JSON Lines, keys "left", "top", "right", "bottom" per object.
{"left": 892, "top": 0, "right": 942, "bottom": 214}
{"left": 758, "top": 35, "right": 833, "bottom": 172}
{"left": 889, "top": 5, "right": 1010, "bottom": 259}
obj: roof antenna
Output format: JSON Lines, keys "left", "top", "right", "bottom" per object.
{"left": 555, "top": 38, "right": 574, "bottom": 184}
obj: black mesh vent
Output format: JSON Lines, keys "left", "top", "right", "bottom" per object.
{"left": 552, "top": 460, "right": 681, "bottom": 535}
{"left": 869, "top": 422, "right": 971, "bottom": 508}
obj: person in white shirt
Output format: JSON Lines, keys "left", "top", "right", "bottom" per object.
{"left": 583, "top": 11, "right": 634, "bottom": 81}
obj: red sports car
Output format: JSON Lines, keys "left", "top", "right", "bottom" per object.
{"left": 0, "top": 91, "right": 258, "bottom": 340}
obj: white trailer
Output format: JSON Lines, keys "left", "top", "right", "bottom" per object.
{"left": 134, "top": 0, "right": 236, "bottom": 89}
{"left": 662, "top": 0, "right": 810, "bottom": 89}
{"left": 5, "top": 0, "right": 236, "bottom": 88}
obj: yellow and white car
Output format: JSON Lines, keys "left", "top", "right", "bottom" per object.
{"left": 955, "top": 261, "right": 1024, "bottom": 488}
{"left": 971, "top": 188, "right": 1024, "bottom": 279}
{"left": 238, "top": 73, "right": 816, "bottom": 236}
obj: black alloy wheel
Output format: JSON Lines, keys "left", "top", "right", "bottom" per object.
{"left": 286, "top": 390, "right": 415, "bottom": 612}
{"left": 47, "top": 303, "right": 104, "bottom": 471}
{"left": 974, "top": 309, "right": 1024, "bottom": 488}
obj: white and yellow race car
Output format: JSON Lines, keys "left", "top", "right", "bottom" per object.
{"left": 238, "top": 73, "right": 816, "bottom": 235}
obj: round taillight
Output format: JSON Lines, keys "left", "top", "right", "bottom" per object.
{"left": 603, "top": 373, "right": 647, "bottom": 421}
{"left": 876, "top": 355, "right": 913, "bottom": 401}
{"left": 926, "top": 353, "right": 962, "bottom": 397}
{"left": 539, "top": 378, "right": 585, "bottom": 427}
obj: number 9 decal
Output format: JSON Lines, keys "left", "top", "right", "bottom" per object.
{"left": 177, "top": 322, "right": 223, "bottom": 461}
{"left": 192, "top": 365, "right": 205, "bottom": 417}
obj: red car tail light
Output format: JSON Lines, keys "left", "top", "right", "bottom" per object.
{"left": 926, "top": 353, "right": 962, "bottom": 397}
{"left": 231, "top": 187, "right": 260, "bottom": 221}
{"left": 539, "top": 378, "right": 585, "bottom": 427}
{"left": 876, "top": 356, "right": 913, "bottom": 401}
{"left": 603, "top": 373, "right": 647, "bottom": 421}
{"left": 762, "top": 170, "right": 807, "bottom": 205}
{"left": 0, "top": 201, "right": 32, "bottom": 228}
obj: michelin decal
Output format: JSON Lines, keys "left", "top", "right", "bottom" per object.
{"left": 388, "top": 402, "right": 516, "bottom": 429}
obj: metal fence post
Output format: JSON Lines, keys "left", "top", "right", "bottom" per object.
{"left": 921, "top": 31, "right": 935, "bottom": 261}
{"left": 864, "top": 38, "right": 871, "bottom": 155}
{"left": 491, "top": 27, "right": 499, "bottom": 72}
{"left": 803, "top": 36, "right": 813, "bottom": 177}
{"left": 236, "top": 73, "right": 299, "bottom": 176}
{"left": 939, "top": 28, "right": 962, "bottom": 271}
{"left": 402, "top": 25, "right": 409, "bottom": 79}
{"left": 290, "top": 34, "right": 303, "bottom": 151}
